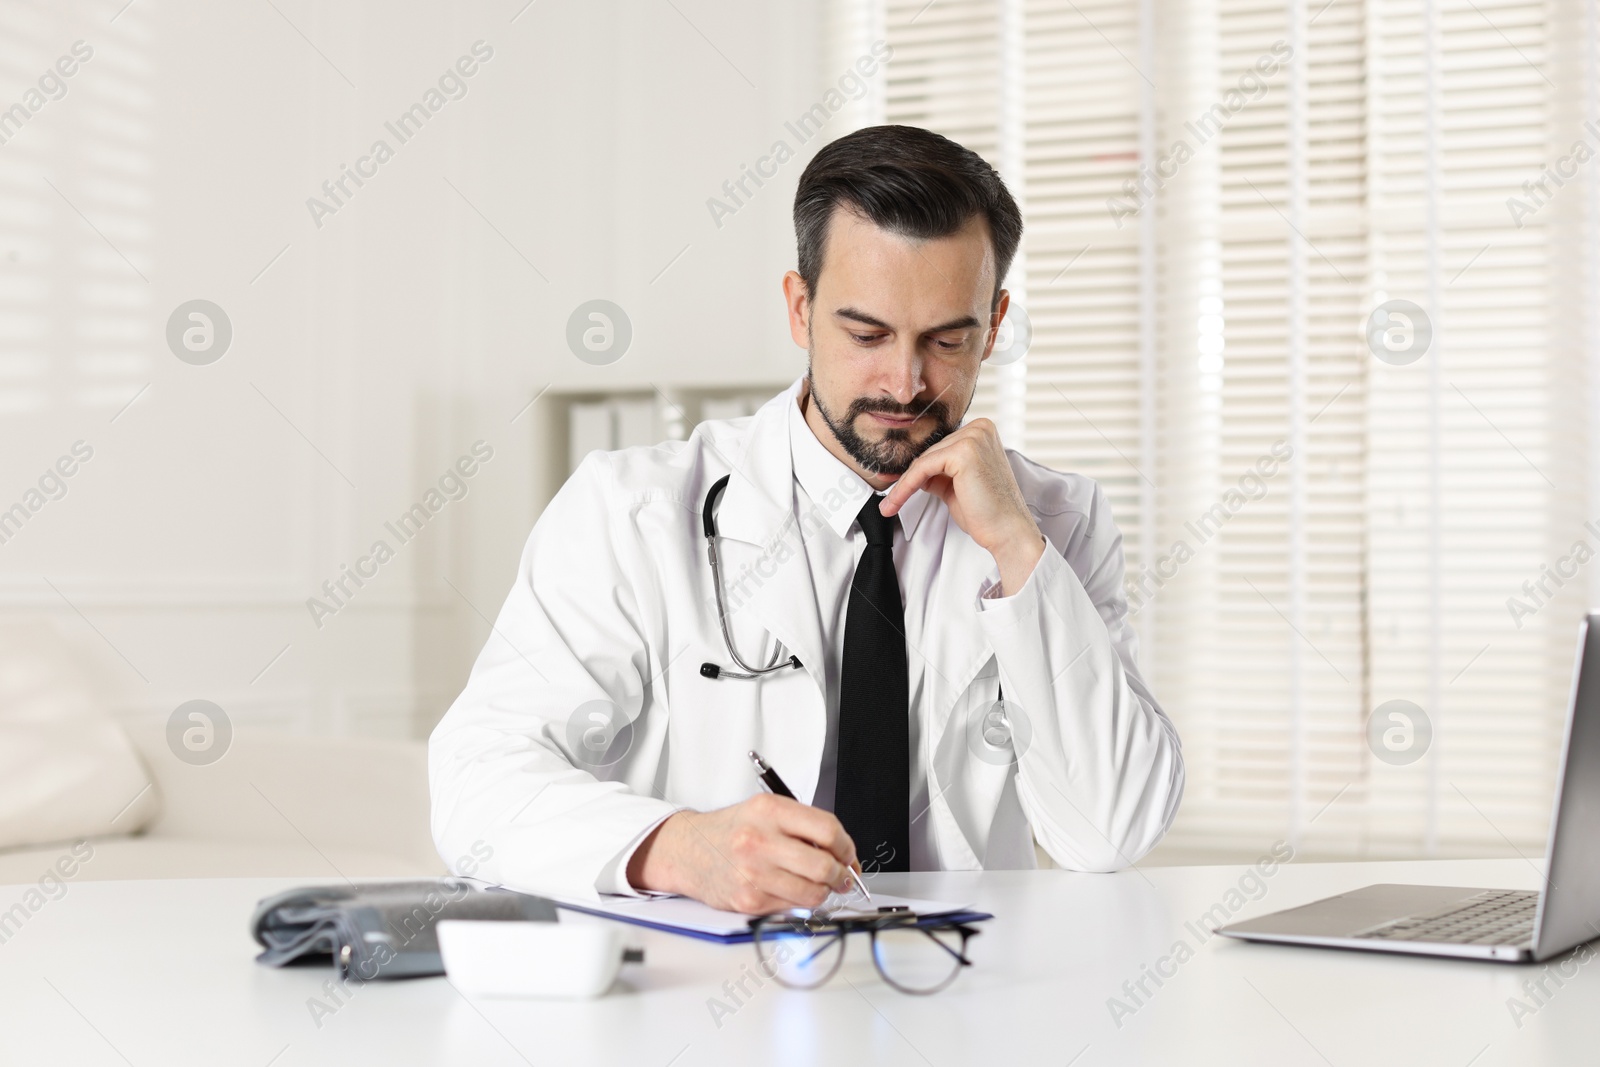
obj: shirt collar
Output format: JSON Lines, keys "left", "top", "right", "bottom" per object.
{"left": 788, "top": 380, "right": 934, "bottom": 541}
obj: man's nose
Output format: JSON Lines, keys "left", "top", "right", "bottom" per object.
{"left": 879, "top": 345, "right": 925, "bottom": 405}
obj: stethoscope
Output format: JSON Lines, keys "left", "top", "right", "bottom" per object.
{"left": 698, "top": 474, "right": 806, "bottom": 680}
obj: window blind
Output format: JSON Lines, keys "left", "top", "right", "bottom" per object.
{"left": 0, "top": 6, "right": 150, "bottom": 418}
{"left": 1358, "top": 0, "right": 1589, "bottom": 856}
{"left": 835, "top": 0, "right": 1597, "bottom": 860}
{"left": 879, "top": 0, "right": 1011, "bottom": 432}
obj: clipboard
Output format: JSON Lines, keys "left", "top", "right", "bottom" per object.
{"left": 550, "top": 891, "right": 993, "bottom": 944}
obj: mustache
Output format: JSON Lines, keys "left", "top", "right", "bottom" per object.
{"left": 848, "top": 396, "right": 952, "bottom": 423}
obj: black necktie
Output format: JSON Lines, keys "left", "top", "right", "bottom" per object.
{"left": 833, "top": 493, "right": 910, "bottom": 873}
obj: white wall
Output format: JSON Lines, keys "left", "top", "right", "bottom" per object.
{"left": 0, "top": 0, "right": 827, "bottom": 739}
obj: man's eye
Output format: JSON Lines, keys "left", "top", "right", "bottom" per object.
{"left": 933, "top": 337, "right": 966, "bottom": 351}
{"left": 850, "top": 333, "right": 881, "bottom": 345}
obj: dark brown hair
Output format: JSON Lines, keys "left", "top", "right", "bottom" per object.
{"left": 793, "top": 125, "right": 1022, "bottom": 307}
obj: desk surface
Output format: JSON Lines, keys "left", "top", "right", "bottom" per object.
{"left": 1, "top": 858, "right": 1593, "bottom": 1066}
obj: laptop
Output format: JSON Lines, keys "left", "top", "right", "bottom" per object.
{"left": 1217, "top": 615, "right": 1600, "bottom": 963}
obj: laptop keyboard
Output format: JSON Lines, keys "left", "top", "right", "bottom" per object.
{"left": 1356, "top": 889, "right": 1538, "bottom": 946}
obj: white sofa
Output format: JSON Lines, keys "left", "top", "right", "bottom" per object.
{"left": 0, "top": 720, "right": 444, "bottom": 885}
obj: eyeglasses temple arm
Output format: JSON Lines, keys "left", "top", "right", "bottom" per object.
{"left": 919, "top": 924, "right": 977, "bottom": 966}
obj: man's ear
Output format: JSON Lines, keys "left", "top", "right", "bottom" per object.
{"left": 980, "top": 289, "right": 1011, "bottom": 364}
{"left": 782, "top": 271, "right": 812, "bottom": 350}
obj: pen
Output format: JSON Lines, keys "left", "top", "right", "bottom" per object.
{"left": 748, "top": 749, "right": 873, "bottom": 903}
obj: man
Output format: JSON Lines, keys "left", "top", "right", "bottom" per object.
{"left": 429, "top": 125, "right": 1183, "bottom": 912}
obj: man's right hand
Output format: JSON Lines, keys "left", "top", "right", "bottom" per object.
{"left": 625, "top": 794, "right": 861, "bottom": 914}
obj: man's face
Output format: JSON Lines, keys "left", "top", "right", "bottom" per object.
{"left": 783, "top": 209, "right": 1008, "bottom": 479}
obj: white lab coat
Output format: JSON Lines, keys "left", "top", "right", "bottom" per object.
{"left": 429, "top": 378, "right": 1183, "bottom": 901}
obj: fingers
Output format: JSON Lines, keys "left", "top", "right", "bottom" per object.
{"left": 764, "top": 795, "right": 858, "bottom": 870}
{"left": 882, "top": 422, "right": 993, "bottom": 513}
{"left": 763, "top": 833, "right": 850, "bottom": 893}
{"left": 684, "top": 794, "right": 877, "bottom": 914}
{"left": 881, "top": 447, "right": 951, "bottom": 512}
{"left": 700, "top": 796, "right": 860, "bottom": 913}
{"left": 760, "top": 866, "right": 841, "bottom": 910}
{"left": 719, "top": 831, "right": 844, "bottom": 913}
{"left": 725, "top": 867, "right": 833, "bottom": 915}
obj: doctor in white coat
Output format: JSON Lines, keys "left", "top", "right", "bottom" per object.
{"left": 429, "top": 124, "right": 1183, "bottom": 912}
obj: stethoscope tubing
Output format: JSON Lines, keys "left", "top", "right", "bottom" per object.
{"left": 700, "top": 474, "right": 802, "bottom": 680}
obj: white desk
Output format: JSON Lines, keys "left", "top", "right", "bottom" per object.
{"left": 1, "top": 859, "right": 1592, "bottom": 1065}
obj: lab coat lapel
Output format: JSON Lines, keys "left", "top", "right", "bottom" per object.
{"left": 709, "top": 388, "right": 830, "bottom": 710}
{"left": 922, "top": 516, "right": 1001, "bottom": 762}
{"left": 922, "top": 512, "right": 1004, "bottom": 869}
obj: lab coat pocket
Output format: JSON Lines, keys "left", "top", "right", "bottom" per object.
{"left": 664, "top": 642, "right": 826, "bottom": 810}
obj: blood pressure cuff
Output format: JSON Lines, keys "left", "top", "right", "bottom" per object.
{"left": 250, "top": 879, "right": 557, "bottom": 980}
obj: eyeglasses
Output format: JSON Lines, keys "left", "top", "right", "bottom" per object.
{"left": 750, "top": 910, "right": 981, "bottom": 995}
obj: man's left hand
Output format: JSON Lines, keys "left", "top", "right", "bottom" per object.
{"left": 878, "top": 418, "right": 1046, "bottom": 596}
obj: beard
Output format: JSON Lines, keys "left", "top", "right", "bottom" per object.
{"left": 806, "top": 364, "right": 965, "bottom": 476}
